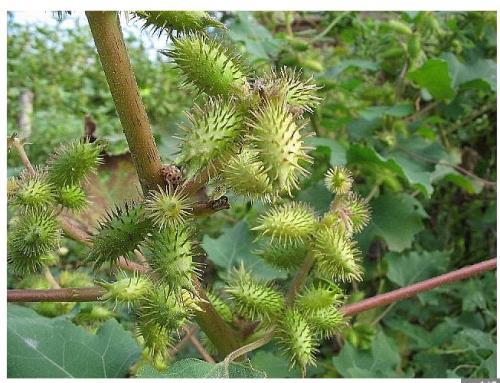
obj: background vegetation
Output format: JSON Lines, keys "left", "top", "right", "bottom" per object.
{"left": 7, "top": 11, "right": 497, "bottom": 378}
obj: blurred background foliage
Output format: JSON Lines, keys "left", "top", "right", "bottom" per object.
{"left": 7, "top": 11, "right": 496, "bottom": 378}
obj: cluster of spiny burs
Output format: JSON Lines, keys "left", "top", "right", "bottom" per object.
{"left": 7, "top": 140, "right": 101, "bottom": 275}
{"left": 7, "top": 12, "right": 370, "bottom": 375}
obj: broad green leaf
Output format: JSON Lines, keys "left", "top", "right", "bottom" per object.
{"left": 385, "top": 136, "right": 457, "bottom": 196}
{"left": 347, "top": 118, "right": 378, "bottom": 141}
{"left": 413, "top": 351, "right": 449, "bottom": 377}
{"left": 137, "top": 358, "right": 266, "bottom": 378}
{"left": 250, "top": 351, "right": 301, "bottom": 378}
{"left": 323, "top": 59, "right": 380, "bottom": 78}
{"left": 407, "top": 59, "right": 455, "bottom": 100}
{"left": 359, "top": 192, "right": 427, "bottom": 252}
{"left": 7, "top": 304, "right": 140, "bottom": 378}
{"left": 431, "top": 164, "right": 483, "bottom": 194}
{"left": 442, "top": 52, "right": 496, "bottom": 91}
{"left": 229, "top": 12, "right": 282, "bottom": 63}
{"left": 385, "top": 251, "right": 449, "bottom": 286}
{"left": 202, "top": 220, "right": 286, "bottom": 281}
{"left": 349, "top": 137, "right": 465, "bottom": 196}
{"left": 305, "top": 136, "right": 347, "bottom": 166}
{"left": 348, "top": 144, "right": 431, "bottom": 195}
{"left": 385, "top": 251, "right": 449, "bottom": 287}
{"left": 332, "top": 331, "right": 403, "bottom": 378}
{"left": 384, "top": 319, "right": 433, "bottom": 350}
{"left": 484, "top": 353, "right": 497, "bottom": 378}
{"left": 462, "top": 279, "right": 487, "bottom": 312}
{"left": 297, "top": 182, "right": 332, "bottom": 215}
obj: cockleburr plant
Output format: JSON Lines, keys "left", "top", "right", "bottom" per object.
{"left": 8, "top": 11, "right": 371, "bottom": 376}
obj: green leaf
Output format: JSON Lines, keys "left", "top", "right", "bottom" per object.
{"left": 359, "top": 103, "right": 414, "bottom": 121}
{"left": 202, "top": 220, "right": 286, "bottom": 281}
{"left": 250, "top": 351, "right": 301, "bottom": 378}
{"left": 442, "top": 52, "right": 496, "bottom": 91}
{"left": 305, "top": 136, "right": 347, "bottom": 166}
{"left": 323, "top": 59, "right": 380, "bottom": 78}
{"left": 137, "top": 358, "right": 266, "bottom": 378}
{"left": 359, "top": 192, "right": 427, "bottom": 252}
{"left": 332, "top": 330, "right": 403, "bottom": 378}
{"left": 7, "top": 304, "right": 140, "bottom": 378}
{"left": 229, "top": 12, "right": 282, "bottom": 63}
{"left": 407, "top": 59, "right": 455, "bottom": 100}
{"left": 484, "top": 352, "right": 497, "bottom": 378}
{"left": 297, "top": 182, "right": 333, "bottom": 215}
{"left": 347, "top": 143, "right": 431, "bottom": 195}
{"left": 384, "top": 318, "right": 434, "bottom": 350}
{"left": 385, "top": 251, "right": 449, "bottom": 287}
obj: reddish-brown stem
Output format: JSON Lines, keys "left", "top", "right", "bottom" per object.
{"left": 8, "top": 287, "right": 105, "bottom": 302}
{"left": 341, "top": 258, "right": 497, "bottom": 316}
{"left": 187, "top": 331, "right": 216, "bottom": 363}
{"left": 9, "top": 258, "right": 496, "bottom": 315}
{"left": 169, "top": 326, "right": 199, "bottom": 357}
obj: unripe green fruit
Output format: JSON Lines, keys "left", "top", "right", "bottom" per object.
{"left": 165, "top": 34, "right": 248, "bottom": 98}
{"left": 249, "top": 101, "right": 312, "bottom": 194}
{"left": 136, "top": 286, "right": 191, "bottom": 332}
{"left": 324, "top": 166, "right": 353, "bottom": 194}
{"left": 304, "top": 306, "right": 345, "bottom": 339}
{"left": 221, "top": 148, "right": 274, "bottom": 201}
{"left": 380, "top": 46, "right": 406, "bottom": 60}
{"left": 254, "top": 241, "right": 307, "bottom": 271}
{"left": 206, "top": 290, "right": 233, "bottom": 322}
{"left": 276, "top": 309, "right": 317, "bottom": 374}
{"left": 56, "top": 184, "right": 87, "bottom": 211}
{"left": 387, "top": 19, "right": 413, "bottom": 35}
{"left": 59, "top": 270, "right": 93, "bottom": 288}
{"left": 295, "top": 284, "right": 343, "bottom": 312}
{"left": 133, "top": 11, "right": 224, "bottom": 35}
{"left": 225, "top": 267, "right": 284, "bottom": 321}
{"left": 47, "top": 141, "right": 101, "bottom": 187}
{"left": 75, "top": 304, "right": 114, "bottom": 325}
{"left": 140, "top": 226, "right": 197, "bottom": 294}
{"left": 264, "top": 68, "right": 321, "bottom": 114}
{"left": 136, "top": 320, "right": 172, "bottom": 365}
{"left": 178, "top": 97, "right": 245, "bottom": 176}
{"left": 17, "top": 276, "right": 72, "bottom": 316}
{"left": 87, "top": 203, "right": 150, "bottom": 270}
{"left": 299, "top": 57, "right": 324, "bottom": 73}
{"left": 14, "top": 172, "right": 55, "bottom": 210}
{"left": 34, "top": 301, "right": 74, "bottom": 318}
{"left": 320, "top": 211, "right": 352, "bottom": 237}
{"left": 97, "top": 273, "right": 152, "bottom": 306}
{"left": 7, "top": 177, "right": 19, "bottom": 200}
{"left": 408, "top": 35, "right": 421, "bottom": 60}
{"left": 331, "top": 192, "right": 371, "bottom": 234}
{"left": 145, "top": 186, "right": 192, "bottom": 229}
{"left": 149, "top": 351, "right": 170, "bottom": 372}
{"left": 8, "top": 210, "right": 60, "bottom": 275}
{"left": 253, "top": 202, "right": 317, "bottom": 245}
{"left": 312, "top": 227, "right": 362, "bottom": 282}
{"left": 285, "top": 35, "right": 309, "bottom": 51}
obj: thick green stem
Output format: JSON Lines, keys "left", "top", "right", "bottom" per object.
{"left": 85, "top": 11, "right": 242, "bottom": 357}
{"left": 192, "top": 280, "right": 243, "bottom": 358}
{"left": 86, "top": 11, "right": 164, "bottom": 195}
